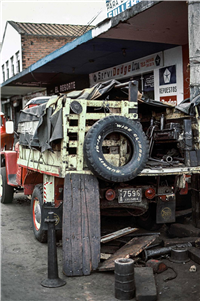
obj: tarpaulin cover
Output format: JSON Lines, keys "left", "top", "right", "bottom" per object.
{"left": 17, "top": 80, "right": 198, "bottom": 153}
{"left": 17, "top": 95, "right": 63, "bottom": 153}
{"left": 175, "top": 94, "right": 200, "bottom": 115}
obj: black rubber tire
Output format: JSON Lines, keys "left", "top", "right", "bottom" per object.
{"left": 84, "top": 115, "right": 149, "bottom": 182}
{"left": 0, "top": 167, "right": 14, "bottom": 204}
{"left": 31, "top": 184, "right": 47, "bottom": 243}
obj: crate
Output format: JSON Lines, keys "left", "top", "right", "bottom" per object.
{"left": 18, "top": 97, "right": 138, "bottom": 178}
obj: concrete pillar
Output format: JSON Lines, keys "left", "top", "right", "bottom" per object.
{"left": 188, "top": 1, "right": 200, "bottom": 100}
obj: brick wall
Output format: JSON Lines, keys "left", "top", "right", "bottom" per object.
{"left": 21, "top": 35, "right": 74, "bottom": 69}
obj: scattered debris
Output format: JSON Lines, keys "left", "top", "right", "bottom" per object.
{"left": 98, "top": 235, "right": 158, "bottom": 271}
{"left": 164, "top": 267, "right": 178, "bottom": 282}
{"left": 169, "top": 246, "right": 190, "bottom": 264}
{"left": 142, "top": 243, "right": 192, "bottom": 261}
{"left": 188, "top": 247, "right": 200, "bottom": 265}
{"left": 101, "top": 227, "right": 138, "bottom": 243}
{"left": 195, "top": 238, "right": 200, "bottom": 248}
{"left": 175, "top": 208, "right": 192, "bottom": 218}
{"left": 146, "top": 259, "right": 168, "bottom": 274}
{"left": 100, "top": 253, "right": 111, "bottom": 260}
{"left": 115, "top": 258, "right": 135, "bottom": 300}
{"left": 189, "top": 265, "right": 197, "bottom": 272}
{"left": 134, "top": 267, "right": 157, "bottom": 301}
{"left": 163, "top": 237, "right": 200, "bottom": 247}
{"left": 167, "top": 223, "right": 200, "bottom": 238}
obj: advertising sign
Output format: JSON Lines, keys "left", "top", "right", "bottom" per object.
{"left": 159, "top": 65, "right": 177, "bottom": 105}
{"left": 106, "top": 0, "right": 141, "bottom": 18}
{"left": 160, "top": 95, "right": 177, "bottom": 105}
{"left": 89, "top": 52, "right": 163, "bottom": 86}
{"left": 143, "top": 73, "right": 154, "bottom": 92}
{"left": 159, "top": 65, "right": 176, "bottom": 86}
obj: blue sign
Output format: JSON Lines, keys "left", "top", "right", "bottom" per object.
{"left": 107, "top": 0, "right": 141, "bottom": 18}
{"left": 159, "top": 65, "right": 176, "bottom": 86}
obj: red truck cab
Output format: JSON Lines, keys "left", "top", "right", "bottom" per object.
{"left": 0, "top": 112, "right": 14, "bottom": 151}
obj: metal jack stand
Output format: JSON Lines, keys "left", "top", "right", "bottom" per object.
{"left": 41, "top": 212, "right": 66, "bottom": 288}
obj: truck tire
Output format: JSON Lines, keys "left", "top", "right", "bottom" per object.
{"left": 84, "top": 115, "right": 149, "bottom": 182}
{"left": 0, "top": 167, "right": 14, "bottom": 204}
{"left": 31, "top": 184, "right": 47, "bottom": 243}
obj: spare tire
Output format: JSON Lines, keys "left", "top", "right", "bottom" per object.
{"left": 83, "top": 115, "right": 149, "bottom": 182}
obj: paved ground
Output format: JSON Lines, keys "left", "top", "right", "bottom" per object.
{"left": 1, "top": 192, "right": 200, "bottom": 301}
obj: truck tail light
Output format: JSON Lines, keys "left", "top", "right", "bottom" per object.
{"left": 105, "top": 189, "right": 116, "bottom": 201}
{"left": 179, "top": 182, "right": 189, "bottom": 195}
{"left": 159, "top": 195, "right": 166, "bottom": 201}
{"left": 145, "top": 187, "right": 156, "bottom": 199}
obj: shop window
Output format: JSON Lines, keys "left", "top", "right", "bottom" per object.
{"left": 10, "top": 56, "right": 14, "bottom": 76}
{"left": 2, "top": 65, "right": 5, "bottom": 82}
{"left": 143, "top": 72, "right": 154, "bottom": 99}
{"left": 16, "top": 51, "right": 20, "bottom": 73}
{"left": 6, "top": 61, "right": 9, "bottom": 79}
{"left": 120, "top": 72, "right": 154, "bottom": 99}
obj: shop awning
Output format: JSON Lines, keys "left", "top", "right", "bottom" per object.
{"left": 1, "top": 0, "right": 188, "bottom": 99}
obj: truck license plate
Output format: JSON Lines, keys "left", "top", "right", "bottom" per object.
{"left": 118, "top": 188, "right": 142, "bottom": 203}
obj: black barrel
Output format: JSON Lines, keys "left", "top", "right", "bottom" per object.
{"left": 114, "top": 258, "right": 135, "bottom": 300}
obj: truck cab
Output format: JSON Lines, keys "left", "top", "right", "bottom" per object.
{"left": 0, "top": 112, "right": 14, "bottom": 151}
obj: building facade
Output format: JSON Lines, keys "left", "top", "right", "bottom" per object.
{"left": 1, "top": 21, "right": 93, "bottom": 122}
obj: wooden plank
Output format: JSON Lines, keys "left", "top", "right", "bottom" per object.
{"left": 63, "top": 174, "right": 101, "bottom": 276}
{"left": 100, "top": 253, "right": 111, "bottom": 260}
{"left": 63, "top": 174, "right": 73, "bottom": 276}
{"left": 101, "top": 227, "right": 138, "bottom": 244}
{"left": 84, "top": 174, "right": 101, "bottom": 270}
{"left": 70, "top": 174, "right": 83, "bottom": 276}
{"left": 80, "top": 174, "right": 91, "bottom": 275}
{"left": 98, "top": 235, "right": 158, "bottom": 272}
{"left": 163, "top": 237, "right": 200, "bottom": 247}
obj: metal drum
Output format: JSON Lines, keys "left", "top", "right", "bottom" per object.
{"left": 114, "top": 258, "right": 135, "bottom": 300}
{"left": 170, "top": 246, "right": 190, "bottom": 263}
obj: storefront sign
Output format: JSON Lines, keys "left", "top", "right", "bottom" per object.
{"left": 89, "top": 52, "right": 163, "bottom": 86}
{"left": 159, "top": 65, "right": 177, "bottom": 105}
{"left": 143, "top": 73, "right": 154, "bottom": 92}
{"left": 106, "top": 0, "right": 141, "bottom": 18}
{"left": 160, "top": 95, "right": 177, "bottom": 106}
{"left": 159, "top": 65, "right": 176, "bottom": 86}
{"left": 55, "top": 81, "right": 75, "bottom": 93}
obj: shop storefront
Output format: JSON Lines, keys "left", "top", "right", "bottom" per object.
{"left": 1, "top": 99, "right": 12, "bottom": 120}
{"left": 89, "top": 46, "right": 189, "bottom": 105}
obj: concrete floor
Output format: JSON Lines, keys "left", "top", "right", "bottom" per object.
{"left": 1, "top": 192, "right": 200, "bottom": 301}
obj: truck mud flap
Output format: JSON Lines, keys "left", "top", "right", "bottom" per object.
{"left": 156, "top": 197, "right": 176, "bottom": 224}
{"left": 42, "top": 203, "right": 63, "bottom": 230}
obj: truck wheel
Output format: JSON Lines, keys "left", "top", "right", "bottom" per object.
{"left": 84, "top": 115, "right": 149, "bottom": 182}
{"left": 0, "top": 167, "right": 14, "bottom": 204}
{"left": 31, "top": 184, "right": 47, "bottom": 243}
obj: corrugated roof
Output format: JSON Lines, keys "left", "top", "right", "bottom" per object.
{"left": 8, "top": 21, "right": 94, "bottom": 37}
